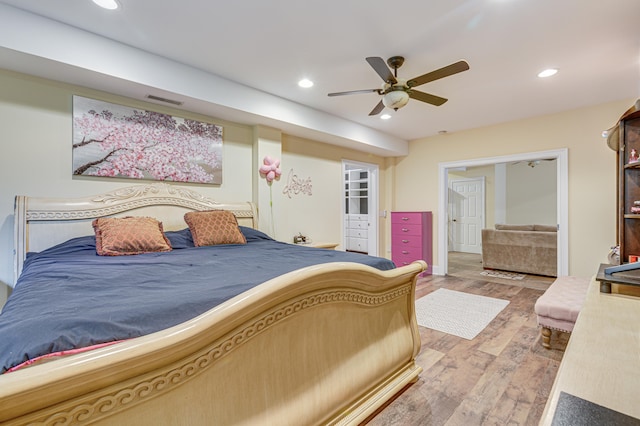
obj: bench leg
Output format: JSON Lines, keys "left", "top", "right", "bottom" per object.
{"left": 541, "top": 327, "right": 552, "bottom": 349}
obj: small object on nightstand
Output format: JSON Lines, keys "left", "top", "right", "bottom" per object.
{"left": 293, "top": 233, "right": 307, "bottom": 244}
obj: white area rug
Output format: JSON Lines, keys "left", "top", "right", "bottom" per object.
{"left": 415, "top": 288, "right": 510, "bottom": 340}
{"left": 480, "top": 270, "right": 526, "bottom": 280}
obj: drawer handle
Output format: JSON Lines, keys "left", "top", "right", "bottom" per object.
{"left": 402, "top": 250, "right": 408, "bottom": 254}
{"left": 402, "top": 239, "right": 409, "bottom": 243}
{"left": 402, "top": 262, "right": 409, "bottom": 265}
{"left": 402, "top": 217, "right": 409, "bottom": 221}
{"left": 402, "top": 228, "right": 408, "bottom": 232}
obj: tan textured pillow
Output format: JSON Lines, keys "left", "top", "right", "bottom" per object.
{"left": 93, "top": 216, "right": 172, "bottom": 256}
{"left": 184, "top": 210, "right": 247, "bottom": 246}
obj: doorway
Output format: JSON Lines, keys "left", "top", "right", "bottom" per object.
{"left": 342, "top": 160, "right": 379, "bottom": 256}
{"left": 438, "top": 149, "right": 569, "bottom": 276}
{"left": 449, "top": 177, "right": 485, "bottom": 254}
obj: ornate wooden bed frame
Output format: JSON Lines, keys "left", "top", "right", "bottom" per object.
{"left": 0, "top": 183, "right": 425, "bottom": 425}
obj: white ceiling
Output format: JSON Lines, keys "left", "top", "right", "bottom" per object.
{"left": 0, "top": 0, "right": 638, "bottom": 156}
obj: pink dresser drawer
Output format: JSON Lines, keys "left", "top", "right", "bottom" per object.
{"left": 392, "top": 251, "right": 422, "bottom": 268}
{"left": 391, "top": 223, "right": 423, "bottom": 237}
{"left": 391, "top": 212, "right": 425, "bottom": 225}
{"left": 392, "top": 235, "right": 423, "bottom": 249}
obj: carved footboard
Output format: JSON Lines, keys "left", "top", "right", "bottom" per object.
{"left": 0, "top": 261, "right": 425, "bottom": 426}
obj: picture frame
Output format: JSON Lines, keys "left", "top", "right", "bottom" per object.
{"left": 72, "top": 96, "right": 223, "bottom": 184}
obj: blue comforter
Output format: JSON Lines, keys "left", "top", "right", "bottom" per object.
{"left": 0, "top": 227, "right": 394, "bottom": 373}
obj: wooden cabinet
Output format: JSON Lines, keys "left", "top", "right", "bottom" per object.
{"left": 391, "top": 211, "right": 432, "bottom": 274}
{"left": 617, "top": 111, "right": 640, "bottom": 263}
{"left": 344, "top": 168, "right": 370, "bottom": 253}
{"left": 344, "top": 169, "right": 368, "bottom": 216}
{"left": 346, "top": 214, "right": 368, "bottom": 253}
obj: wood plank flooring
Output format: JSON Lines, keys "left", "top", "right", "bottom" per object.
{"left": 365, "top": 252, "right": 567, "bottom": 426}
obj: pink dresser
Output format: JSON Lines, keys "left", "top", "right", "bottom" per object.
{"left": 391, "top": 211, "right": 432, "bottom": 274}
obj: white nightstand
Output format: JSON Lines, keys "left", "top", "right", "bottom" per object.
{"left": 295, "top": 242, "right": 339, "bottom": 250}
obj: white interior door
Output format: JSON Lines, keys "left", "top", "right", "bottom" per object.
{"left": 449, "top": 178, "right": 485, "bottom": 254}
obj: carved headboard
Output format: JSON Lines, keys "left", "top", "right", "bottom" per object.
{"left": 13, "top": 183, "right": 257, "bottom": 284}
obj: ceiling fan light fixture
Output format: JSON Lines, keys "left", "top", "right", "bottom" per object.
{"left": 382, "top": 91, "right": 410, "bottom": 110}
{"left": 380, "top": 114, "right": 392, "bottom": 120}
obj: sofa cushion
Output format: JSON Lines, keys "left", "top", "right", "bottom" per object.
{"left": 495, "top": 224, "right": 535, "bottom": 231}
{"left": 533, "top": 224, "right": 557, "bottom": 232}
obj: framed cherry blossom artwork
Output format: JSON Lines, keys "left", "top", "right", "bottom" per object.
{"left": 72, "top": 96, "right": 223, "bottom": 184}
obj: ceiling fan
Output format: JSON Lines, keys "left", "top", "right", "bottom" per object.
{"left": 328, "top": 56, "right": 469, "bottom": 116}
{"left": 512, "top": 158, "right": 557, "bottom": 168}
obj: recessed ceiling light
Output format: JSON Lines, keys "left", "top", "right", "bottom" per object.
{"left": 380, "top": 114, "right": 391, "bottom": 120}
{"left": 298, "top": 78, "right": 314, "bottom": 88}
{"left": 538, "top": 68, "right": 558, "bottom": 78}
{"left": 92, "top": 0, "right": 119, "bottom": 10}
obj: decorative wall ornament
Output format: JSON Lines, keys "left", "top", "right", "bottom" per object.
{"left": 72, "top": 96, "right": 223, "bottom": 184}
{"left": 282, "top": 169, "right": 312, "bottom": 198}
{"left": 258, "top": 156, "right": 282, "bottom": 184}
{"left": 258, "top": 155, "right": 281, "bottom": 237}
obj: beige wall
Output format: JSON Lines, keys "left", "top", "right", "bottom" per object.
{"left": 506, "top": 160, "right": 557, "bottom": 225}
{"left": 394, "top": 98, "right": 634, "bottom": 279}
{"left": 0, "top": 70, "right": 386, "bottom": 308}
{"left": 446, "top": 161, "right": 557, "bottom": 234}
{"left": 281, "top": 135, "right": 386, "bottom": 250}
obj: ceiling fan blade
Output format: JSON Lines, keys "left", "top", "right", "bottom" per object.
{"left": 368, "top": 100, "right": 385, "bottom": 116}
{"left": 407, "top": 60, "right": 469, "bottom": 88}
{"left": 366, "top": 57, "right": 397, "bottom": 84}
{"left": 409, "top": 90, "right": 448, "bottom": 106}
{"left": 328, "top": 89, "right": 380, "bottom": 97}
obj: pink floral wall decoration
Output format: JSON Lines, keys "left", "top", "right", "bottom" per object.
{"left": 258, "top": 155, "right": 282, "bottom": 184}
{"left": 258, "top": 155, "right": 281, "bottom": 237}
{"left": 72, "top": 96, "right": 223, "bottom": 184}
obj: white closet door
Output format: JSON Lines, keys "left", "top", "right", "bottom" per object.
{"left": 449, "top": 178, "right": 484, "bottom": 254}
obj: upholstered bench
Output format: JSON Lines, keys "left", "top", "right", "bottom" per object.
{"left": 534, "top": 276, "right": 590, "bottom": 349}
